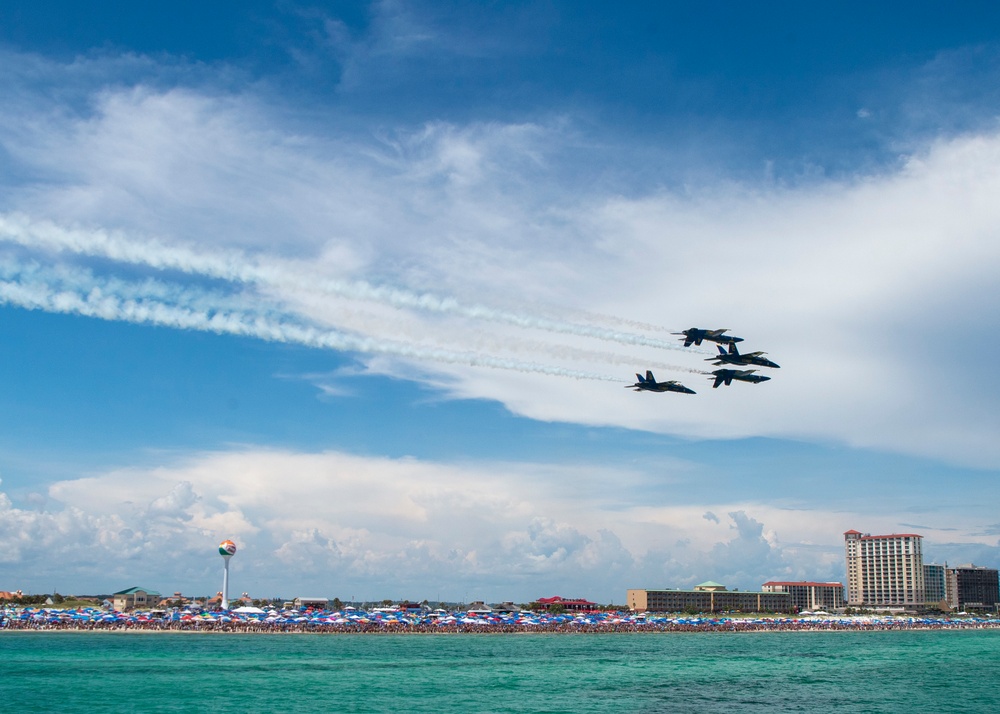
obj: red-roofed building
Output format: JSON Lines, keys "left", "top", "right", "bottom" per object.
{"left": 205, "top": 592, "right": 224, "bottom": 608}
{"left": 536, "top": 596, "right": 597, "bottom": 612}
{"left": 761, "top": 581, "right": 844, "bottom": 611}
{"left": 158, "top": 592, "right": 191, "bottom": 608}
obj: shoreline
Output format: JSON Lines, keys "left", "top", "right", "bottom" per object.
{"left": 4, "top": 621, "right": 999, "bottom": 635}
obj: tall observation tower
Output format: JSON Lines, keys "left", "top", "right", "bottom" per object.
{"left": 219, "top": 539, "right": 237, "bottom": 610}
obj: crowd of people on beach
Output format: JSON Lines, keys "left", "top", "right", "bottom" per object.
{"left": 4, "top": 606, "right": 1000, "bottom": 634}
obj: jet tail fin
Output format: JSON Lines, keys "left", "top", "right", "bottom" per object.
{"left": 711, "top": 371, "right": 735, "bottom": 388}
{"left": 645, "top": 370, "right": 655, "bottom": 382}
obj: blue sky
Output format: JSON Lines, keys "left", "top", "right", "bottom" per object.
{"left": 2, "top": 1, "right": 1000, "bottom": 603}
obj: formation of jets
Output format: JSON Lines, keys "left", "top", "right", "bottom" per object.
{"left": 628, "top": 327, "right": 781, "bottom": 395}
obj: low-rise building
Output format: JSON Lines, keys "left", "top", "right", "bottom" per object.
{"left": 112, "top": 586, "right": 161, "bottom": 611}
{"left": 628, "top": 582, "right": 792, "bottom": 614}
{"left": 535, "top": 596, "right": 597, "bottom": 612}
{"left": 158, "top": 591, "right": 191, "bottom": 608}
{"left": 293, "top": 597, "right": 329, "bottom": 609}
{"left": 760, "top": 581, "right": 844, "bottom": 611}
{"left": 204, "top": 592, "right": 224, "bottom": 609}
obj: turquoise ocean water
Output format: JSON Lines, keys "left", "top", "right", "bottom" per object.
{"left": 2, "top": 630, "right": 998, "bottom": 713}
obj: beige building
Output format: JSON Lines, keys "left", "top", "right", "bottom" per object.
{"left": 761, "top": 581, "right": 844, "bottom": 611}
{"left": 628, "top": 582, "right": 792, "bottom": 613}
{"left": 293, "top": 597, "right": 329, "bottom": 609}
{"left": 112, "top": 586, "right": 161, "bottom": 611}
{"left": 844, "top": 530, "right": 924, "bottom": 608}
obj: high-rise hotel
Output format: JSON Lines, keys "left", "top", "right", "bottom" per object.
{"left": 844, "top": 530, "right": 925, "bottom": 607}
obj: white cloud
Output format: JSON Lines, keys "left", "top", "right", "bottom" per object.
{"left": 1, "top": 449, "right": 996, "bottom": 599}
{"left": 3, "top": 52, "right": 1000, "bottom": 468}
{"left": 2, "top": 47, "right": 1000, "bottom": 604}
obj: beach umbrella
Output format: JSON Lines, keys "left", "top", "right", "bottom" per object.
{"left": 232, "top": 606, "right": 266, "bottom": 615}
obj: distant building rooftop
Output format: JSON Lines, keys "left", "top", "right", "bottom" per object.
{"left": 536, "top": 596, "right": 597, "bottom": 611}
{"left": 113, "top": 586, "right": 161, "bottom": 596}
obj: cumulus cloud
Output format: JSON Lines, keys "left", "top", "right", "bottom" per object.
{"left": 147, "top": 481, "right": 199, "bottom": 520}
{"left": 706, "top": 511, "right": 785, "bottom": 582}
{"left": 0, "top": 449, "right": 994, "bottom": 599}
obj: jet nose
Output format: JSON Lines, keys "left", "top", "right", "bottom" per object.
{"left": 760, "top": 375, "right": 771, "bottom": 382}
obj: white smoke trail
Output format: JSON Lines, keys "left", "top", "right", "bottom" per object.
{"left": 0, "top": 213, "right": 704, "bottom": 353}
{"left": 283, "top": 280, "right": 708, "bottom": 376}
{"left": 1, "top": 258, "right": 703, "bottom": 376}
{"left": 0, "top": 264, "right": 627, "bottom": 382}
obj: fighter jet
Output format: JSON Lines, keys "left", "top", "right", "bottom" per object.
{"left": 710, "top": 369, "right": 771, "bottom": 388}
{"left": 707, "top": 344, "right": 781, "bottom": 369}
{"left": 672, "top": 328, "right": 744, "bottom": 348}
{"left": 627, "top": 370, "right": 696, "bottom": 394}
